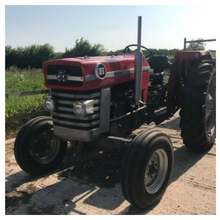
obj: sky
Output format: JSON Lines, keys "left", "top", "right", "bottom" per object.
{"left": 5, "top": 5, "right": 217, "bottom": 52}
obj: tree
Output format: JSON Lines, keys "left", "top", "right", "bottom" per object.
{"left": 187, "top": 38, "right": 206, "bottom": 50}
{"left": 5, "top": 44, "right": 56, "bottom": 69}
{"left": 54, "top": 52, "right": 64, "bottom": 59}
{"left": 62, "top": 38, "right": 106, "bottom": 58}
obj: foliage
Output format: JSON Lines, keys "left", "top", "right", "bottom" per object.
{"left": 5, "top": 39, "right": 107, "bottom": 69}
{"left": 145, "top": 48, "right": 180, "bottom": 58}
{"left": 186, "top": 38, "right": 206, "bottom": 50}
{"left": 211, "top": 51, "right": 216, "bottom": 58}
{"left": 109, "top": 47, "right": 180, "bottom": 59}
{"left": 5, "top": 95, "right": 47, "bottom": 117}
{"left": 5, "top": 44, "right": 55, "bottom": 69}
{"left": 5, "top": 73, "right": 45, "bottom": 93}
{"left": 5, "top": 73, "right": 46, "bottom": 117}
{"left": 54, "top": 52, "right": 64, "bottom": 59}
{"left": 62, "top": 38, "right": 106, "bottom": 58}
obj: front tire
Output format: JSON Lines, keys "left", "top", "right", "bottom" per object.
{"left": 14, "top": 116, "right": 67, "bottom": 175}
{"left": 180, "top": 61, "right": 216, "bottom": 151}
{"left": 121, "top": 129, "right": 174, "bottom": 210}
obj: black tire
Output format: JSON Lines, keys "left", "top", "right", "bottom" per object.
{"left": 121, "top": 129, "right": 174, "bottom": 210}
{"left": 180, "top": 61, "right": 216, "bottom": 151}
{"left": 14, "top": 116, "right": 67, "bottom": 175}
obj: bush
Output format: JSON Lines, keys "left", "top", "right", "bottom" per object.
{"left": 62, "top": 38, "right": 106, "bottom": 58}
{"left": 5, "top": 44, "right": 55, "bottom": 69}
{"left": 5, "top": 73, "right": 46, "bottom": 117}
{"left": 5, "top": 39, "right": 107, "bottom": 69}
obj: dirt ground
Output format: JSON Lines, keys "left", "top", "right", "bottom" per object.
{"left": 5, "top": 113, "right": 216, "bottom": 215}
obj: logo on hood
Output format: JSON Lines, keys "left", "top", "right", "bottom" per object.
{"left": 95, "top": 63, "right": 106, "bottom": 80}
{"left": 56, "top": 70, "right": 69, "bottom": 83}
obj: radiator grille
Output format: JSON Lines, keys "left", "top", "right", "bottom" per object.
{"left": 46, "top": 65, "right": 83, "bottom": 86}
{"left": 51, "top": 89, "right": 100, "bottom": 130}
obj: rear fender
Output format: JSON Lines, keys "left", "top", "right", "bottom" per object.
{"left": 166, "top": 51, "right": 213, "bottom": 115}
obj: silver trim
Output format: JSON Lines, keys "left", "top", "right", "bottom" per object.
{"left": 85, "top": 67, "right": 150, "bottom": 82}
{"left": 52, "top": 112, "right": 99, "bottom": 120}
{"left": 47, "top": 66, "right": 150, "bottom": 83}
{"left": 57, "top": 106, "right": 99, "bottom": 112}
{"left": 57, "top": 99, "right": 100, "bottom": 105}
{"left": 46, "top": 75, "right": 84, "bottom": 82}
{"left": 84, "top": 75, "right": 97, "bottom": 81}
{"left": 51, "top": 92, "right": 101, "bottom": 99}
{"left": 53, "top": 118, "right": 99, "bottom": 127}
{"left": 58, "top": 107, "right": 99, "bottom": 112}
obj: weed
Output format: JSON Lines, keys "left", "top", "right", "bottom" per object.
{"left": 5, "top": 73, "right": 47, "bottom": 117}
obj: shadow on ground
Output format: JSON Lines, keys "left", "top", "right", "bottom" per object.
{"left": 5, "top": 143, "right": 128, "bottom": 214}
{"left": 6, "top": 116, "right": 213, "bottom": 214}
{"left": 118, "top": 144, "right": 210, "bottom": 215}
{"left": 157, "top": 116, "right": 181, "bottom": 130}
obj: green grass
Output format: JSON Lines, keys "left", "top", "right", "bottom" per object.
{"left": 211, "top": 51, "right": 216, "bottom": 58}
{"left": 5, "top": 73, "right": 48, "bottom": 117}
{"left": 5, "top": 73, "right": 46, "bottom": 93}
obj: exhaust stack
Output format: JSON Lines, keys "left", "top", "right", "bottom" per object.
{"left": 134, "top": 16, "right": 143, "bottom": 107}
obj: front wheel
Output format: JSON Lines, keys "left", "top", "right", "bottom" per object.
{"left": 121, "top": 129, "right": 174, "bottom": 210}
{"left": 14, "top": 116, "right": 67, "bottom": 175}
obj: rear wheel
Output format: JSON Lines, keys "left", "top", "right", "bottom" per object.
{"left": 180, "top": 61, "right": 216, "bottom": 151}
{"left": 14, "top": 116, "right": 67, "bottom": 175}
{"left": 121, "top": 129, "right": 173, "bottom": 210}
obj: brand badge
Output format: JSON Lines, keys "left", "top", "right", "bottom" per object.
{"left": 56, "top": 70, "right": 68, "bottom": 83}
{"left": 95, "top": 63, "right": 106, "bottom": 80}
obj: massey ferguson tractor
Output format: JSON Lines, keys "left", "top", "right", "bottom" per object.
{"left": 14, "top": 17, "right": 216, "bottom": 210}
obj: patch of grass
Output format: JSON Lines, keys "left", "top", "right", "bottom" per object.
{"left": 5, "top": 94, "right": 47, "bottom": 117}
{"left": 211, "top": 51, "right": 216, "bottom": 58}
{"left": 5, "top": 73, "right": 47, "bottom": 117}
{"left": 5, "top": 73, "right": 45, "bottom": 94}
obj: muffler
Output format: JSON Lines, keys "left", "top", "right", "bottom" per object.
{"left": 134, "top": 16, "right": 143, "bottom": 107}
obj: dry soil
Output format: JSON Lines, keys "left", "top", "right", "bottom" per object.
{"left": 5, "top": 113, "right": 216, "bottom": 215}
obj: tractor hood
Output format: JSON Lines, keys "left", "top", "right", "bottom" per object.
{"left": 43, "top": 54, "right": 150, "bottom": 91}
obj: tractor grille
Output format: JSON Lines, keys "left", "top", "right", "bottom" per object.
{"left": 46, "top": 65, "right": 83, "bottom": 86}
{"left": 51, "top": 89, "right": 100, "bottom": 130}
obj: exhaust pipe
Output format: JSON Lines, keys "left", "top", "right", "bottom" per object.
{"left": 134, "top": 16, "right": 143, "bottom": 107}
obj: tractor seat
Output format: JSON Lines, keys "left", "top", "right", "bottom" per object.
{"left": 150, "top": 72, "right": 164, "bottom": 85}
{"left": 148, "top": 56, "right": 172, "bottom": 73}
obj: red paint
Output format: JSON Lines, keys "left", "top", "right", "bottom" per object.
{"left": 43, "top": 54, "right": 150, "bottom": 95}
{"left": 174, "top": 51, "right": 212, "bottom": 60}
{"left": 141, "top": 70, "right": 150, "bottom": 102}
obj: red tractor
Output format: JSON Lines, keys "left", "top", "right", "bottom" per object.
{"left": 14, "top": 17, "right": 216, "bottom": 210}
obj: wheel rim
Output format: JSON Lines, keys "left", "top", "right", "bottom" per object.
{"left": 144, "top": 148, "right": 168, "bottom": 194}
{"left": 205, "top": 78, "right": 215, "bottom": 137}
{"left": 31, "top": 131, "right": 60, "bottom": 164}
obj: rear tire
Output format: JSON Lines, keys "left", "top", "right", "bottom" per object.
{"left": 14, "top": 116, "right": 67, "bottom": 175}
{"left": 180, "top": 61, "right": 216, "bottom": 151}
{"left": 121, "top": 129, "right": 174, "bottom": 210}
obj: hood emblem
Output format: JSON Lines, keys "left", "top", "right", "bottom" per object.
{"left": 95, "top": 63, "right": 106, "bottom": 80}
{"left": 56, "top": 70, "right": 69, "bottom": 83}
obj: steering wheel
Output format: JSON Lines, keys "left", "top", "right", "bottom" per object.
{"left": 123, "top": 44, "right": 154, "bottom": 59}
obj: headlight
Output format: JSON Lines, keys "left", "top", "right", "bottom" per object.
{"left": 73, "top": 100, "right": 95, "bottom": 116}
{"left": 73, "top": 102, "right": 86, "bottom": 116}
{"left": 44, "top": 96, "right": 54, "bottom": 112}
